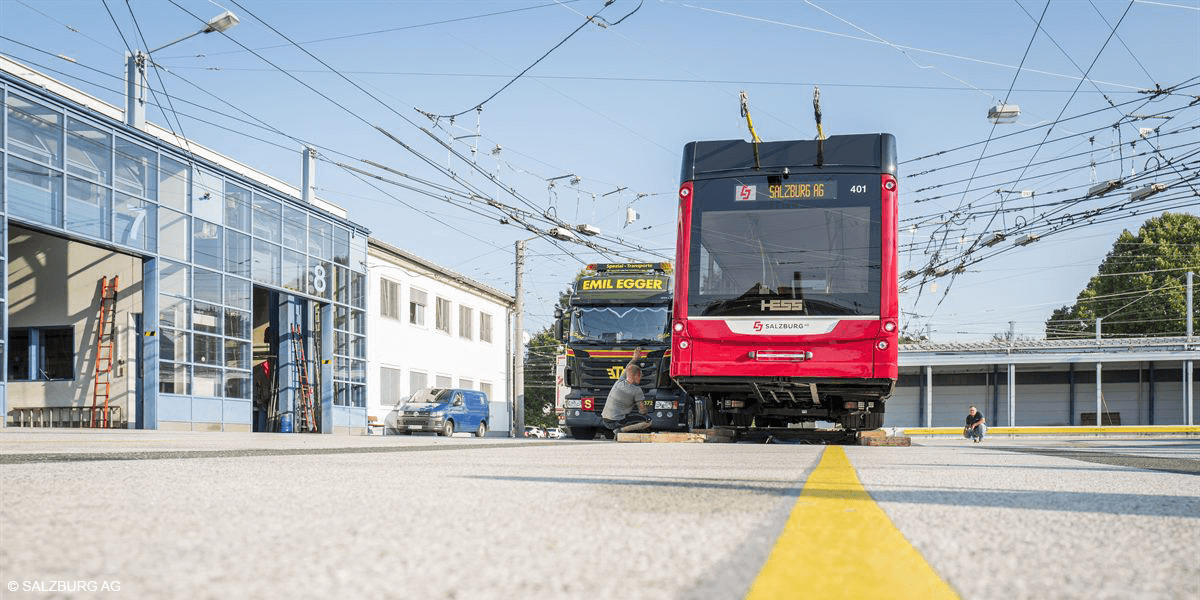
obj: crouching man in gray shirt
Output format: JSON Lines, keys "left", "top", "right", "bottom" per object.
{"left": 601, "top": 347, "right": 651, "bottom": 435}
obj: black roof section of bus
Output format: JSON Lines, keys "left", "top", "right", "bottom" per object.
{"left": 680, "top": 133, "right": 896, "bottom": 182}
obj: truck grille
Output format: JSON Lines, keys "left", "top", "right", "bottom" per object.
{"left": 576, "top": 358, "right": 659, "bottom": 393}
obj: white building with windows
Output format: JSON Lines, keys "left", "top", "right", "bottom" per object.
{"left": 367, "top": 239, "right": 513, "bottom": 433}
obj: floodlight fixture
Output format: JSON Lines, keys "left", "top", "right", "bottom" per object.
{"left": 987, "top": 103, "right": 1020, "bottom": 124}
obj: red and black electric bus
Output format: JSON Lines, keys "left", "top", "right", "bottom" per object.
{"left": 670, "top": 134, "right": 898, "bottom": 431}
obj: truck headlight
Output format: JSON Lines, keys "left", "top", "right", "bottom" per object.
{"left": 654, "top": 401, "right": 676, "bottom": 410}
{"left": 565, "top": 399, "right": 582, "bottom": 409}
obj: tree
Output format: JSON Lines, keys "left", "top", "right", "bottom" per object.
{"left": 1045, "top": 212, "right": 1200, "bottom": 339}
{"left": 523, "top": 327, "right": 561, "bottom": 429}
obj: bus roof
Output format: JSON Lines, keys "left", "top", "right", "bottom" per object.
{"left": 680, "top": 133, "right": 896, "bottom": 182}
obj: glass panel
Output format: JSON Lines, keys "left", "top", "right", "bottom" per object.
{"left": 252, "top": 239, "right": 281, "bottom": 286}
{"left": 159, "top": 155, "right": 188, "bottom": 211}
{"left": 160, "top": 361, "right": 190, "bottom": 394}
{"left": 283, "top": 205, "right": 306, "bottom": 252}
{"left": 350, "top": 334, "right": 365, "bottom": 359}
{"left": 282, "top": 249, "right": 306, "bottom": 294}
{"left": 224, "top": 369, "right": 250, "bottom": 399}
{"left": 335, "top": 382, "right": 347, "bottom": 406}
{"left": 350, "top": 309, "right": 365, "bottom": 335}
{"left": 114, "top": 138, "right": 156, "bottom": 199}
{"left": 114, "top": 192, "right": 156, "bottom": 252}
{"left": 193, "top": 302, "right": 221, "bottom": 334}
{"left": 160, "top": 329, "right": 189, "bottom": 362}
{"left": 159, "top": 261, "right": 190, "bottom": 297}
{"left": 158, "top": 208, "right": 190, "bottom": 261}
{"left": 66, "top": 117, "right": 111, "bottom": 183}
{"left": 225, "top": 309, "right": 250, "bottom": 340}
{"left": 350, "top": 272, "right": 365, "bottom": 309}
{"left": 7, "top": 155, "right": 63, "bottom": 226}
{"left": 225, "top": 229, "right": 250, "bottom": 276}
{"left": 6, "top": 95, "right": 62, "bottom": 167}
{"left": 224, "top": 277, "right": 251, "bottom": 311}
{"left": 193, "top": 219, "right": 222, "bottom": 270}
{"left": 335, "top": 331, "right": 348, "bottom": 355}
{"left": 159, "top": 297, "right": 190, "bottom": 329}
{"left": 224, "top": 182, "right": 251, "bottom": 232}
{"left": 193, "top": 333, "right": 221, "bottom": 364}
{"left": 192, "top": 167, "right": 222, "bottom": 223}
{"left": 309, "top": 257, "right": 331, "bottom": 299}
{"left": 350, "top": 230, "right": 367, "bottom": 272}
{"left": 351, "top": 360, "right": 366, "bottom": 384}
{"left": 192, "top": 366, "right": 222, "bottom": 397}
{"left": 65, "top": 176, "right": 111, "bottom": 240}
{"left": 309, "top": 218, "right": 333, "bottom": 259}
{"left": 334, "top": 265, "right": 348, "bottom": 304}
{"left": 194, "top": 269, "right": 222, "bottom": 304}
{"left": 333, "top": 225, "right": 350, "bottom": 266}
{"left": 252, "top": 193, "right": 281, "bottom": 243}
{"left": 335, "top": 305, "right": 348, "bottom": 331}
{"left": 351, "top": 384, "right": 365, "bottom": 408}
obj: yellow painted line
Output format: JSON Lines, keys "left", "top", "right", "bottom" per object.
{"left": 746, "top": 446, "right": 958, "bottom": 600}
{"left": 905, "top": 426, "right": 1200, "bottom": 435}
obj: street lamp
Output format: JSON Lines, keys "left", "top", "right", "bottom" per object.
{"left": 125, "top": 10, "right": 239, "bottom": 129}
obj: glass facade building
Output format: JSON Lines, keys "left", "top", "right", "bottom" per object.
{"left": 1, "top": 63, "right": 369, "bottom": 433}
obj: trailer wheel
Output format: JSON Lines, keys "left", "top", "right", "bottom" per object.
{"left": 570, "top": 427, "right": 597, "bottom": 440}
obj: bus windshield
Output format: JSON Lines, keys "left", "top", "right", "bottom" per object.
{"left": 569, "top": 306, "right": 670, "bottom": 343}
{"left": 687, "top": 174, "right": 881, "bottom": 318}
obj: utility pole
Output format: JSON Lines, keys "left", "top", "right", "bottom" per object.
{"left": 1187, "top": 271, "right": 1194, "bottom": 425}
{"left": 513, "top": 239, "right": 526, "bottom": 438}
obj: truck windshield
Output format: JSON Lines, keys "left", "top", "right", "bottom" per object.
{"left": 570, "top": 306, "right": 669, "bottom": 343}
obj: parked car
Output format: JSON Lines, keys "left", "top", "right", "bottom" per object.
{"left": 385, "top": 388, "right": 490, "bottom": 437}
{"left": 546, "top": 427, "right": 566, "bottom": 439}
{"left": 524, "top": 426, "right": 546, "bottom": 438}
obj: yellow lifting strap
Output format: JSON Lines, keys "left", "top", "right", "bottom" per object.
{"left": 739, "top": 90, "right": 762, "bottom": 143}
{"left": 813, "top": 86, "right": 826, "bottom": 141}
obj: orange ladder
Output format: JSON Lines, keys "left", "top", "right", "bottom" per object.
{"left": 91, "top": 276, "right": 119, "bottom": 428}
{"left": 290, "top": 324, "right": 316, "bottom": 433}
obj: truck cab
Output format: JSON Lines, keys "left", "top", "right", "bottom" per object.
{"left": 554, "top": 263, "right": 693, "bottom": 440}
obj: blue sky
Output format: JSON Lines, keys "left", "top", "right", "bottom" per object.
{"left": 2, "top": 0, "right": 1198, "bottom": 341}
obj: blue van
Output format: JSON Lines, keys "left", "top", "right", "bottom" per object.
{"left": 384, "top": 388, "right": 490, "bottom": 437}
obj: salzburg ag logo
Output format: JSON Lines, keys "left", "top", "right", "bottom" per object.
{"left": 753, "top": 321, "right": 763, "bottom": 332}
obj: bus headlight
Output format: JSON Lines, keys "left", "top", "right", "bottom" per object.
{"left": 877, "top": 340, "right": 889, "bottom": 350}
{"left": 884, "top": 321, "right": 896, "bottom": 332}
{"left": 679, "top": 340, "right": 689, "bottom": 349}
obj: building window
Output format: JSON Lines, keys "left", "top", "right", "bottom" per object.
{"left": 381, "top": 366, "right": 403, "bottom": 406}
{"left": 459, "top": 378, "right": 474, "bottom": 390}
{"left": 7, "top": 327, "right": 75, "bottom": 381}
{"left": 459, "top": 306, "right": 473, "bottom": 340}
{"left": 409, "top": 289, "right": 427, "bottom": 326}
{"left": 435, "top": 297, "right": 451, "bottom": 334}
{"left": 380, "top": 278, "right": 401, "bottom": 320}
{"left": 481, "top": 382, "right": 493, "bottom": 400}
{"left": 409, "top": 370, "right": 427, "bottom": 395}
{"left": 480, "top": 313, "right": 493, "bottom": 343}
{"left": 435, "top": 374, "right": 452, "bottom": 388}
